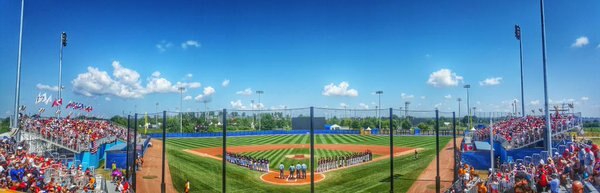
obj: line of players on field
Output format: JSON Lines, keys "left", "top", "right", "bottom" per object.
{"left": 317, "top": 150, "right": 373, "bottom": 173}
{"left": 225, "top": 152, "right": 270, "bottom": 173}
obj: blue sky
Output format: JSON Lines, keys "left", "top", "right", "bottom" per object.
{"left": 1, "top": 0, "right": 599, "bottom": 118}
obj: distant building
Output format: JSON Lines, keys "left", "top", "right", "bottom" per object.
{"left": 292, "top": 117, "right": 325, "bottom": 130}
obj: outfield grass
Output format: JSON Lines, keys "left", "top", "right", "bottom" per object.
{"left": 166, "top": 135, "right": 451, "bottom": 193}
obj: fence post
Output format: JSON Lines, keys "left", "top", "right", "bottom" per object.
{"left": 161, "top": 111, "right": 166, "bottom": 193}
{"left": 310, "top": 107, "right": 314, "bottom": 193}
{"left": 133, "top": 113, "right": 138, "bottom": 192}
{"left": 223, "top": 109, "right": 227, "bottom": 193}
{"left": 389, "top": 108, "right": 394, "bottom": 193}
{"left": 452, "top": 112, "right": 457, "bottom": 182}
{"left": 435, "top": 110, "right": 440, "bottom": 193}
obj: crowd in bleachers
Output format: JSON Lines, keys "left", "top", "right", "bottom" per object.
{"left": 451, "top": 139, "right": 600, "bottom": 193}
{"left": 0, "top": 136, "right": 96, "bottom": 192}
{"left": 20, "top": 116, "right": 127, "bottom": 153}
{"left": 473, "top": 114, "right": 578, "bottom": 149}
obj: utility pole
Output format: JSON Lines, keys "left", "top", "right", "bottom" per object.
{"left": 13, "top": 0, "right": 25, "bottom": 130}
{"left": 464, "top": 84, "right": 472, "bottom": 130}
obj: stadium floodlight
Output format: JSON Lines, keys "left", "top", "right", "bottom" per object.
{"left": 178, "top": 86, "right": 185, "bottom": 133}
{"left": 463, "top": 84, "right": 472, "bottom": 129}
{"left": 57, "top": 32, "right": 67, "bottom": 118}
{"left": 515, "top": 24, "right": 525, "bottom": 117}
{"left": 256, "top": 90, "right": 264, "bottom": 130}
{"left": 13, "top": 0, "right": 25, "bottom": 130}
{"left": 539, "top": 0, "right": 552, "bottom": 155}
{"left": 457, "top": 98, "right": 462, "bottom": 118}
{"left": 375, "top": 91, "right": 383, "bottom": 129}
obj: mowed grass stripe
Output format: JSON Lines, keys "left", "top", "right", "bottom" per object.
{"left": 326, "top": 135, "right": 340, "bottom": 144}
{"left": 334, "top": 135, "right": 352, "bottom": 144}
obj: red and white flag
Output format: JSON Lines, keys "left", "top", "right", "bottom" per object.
{"left": 52, "top": 98, "right": 63, "bottom": 107}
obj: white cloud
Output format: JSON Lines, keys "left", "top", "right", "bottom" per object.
{"left": 444, "top": 94, "right": 452, "bottom": 99}
{"left": 572, "top": 36, "right": 589, "bottom": 47}
{"left": 358, "top": 103, "right": 369, "bottom": 109}
{"left": 236, "top": 88, "right": 253, "bottom": 96}
{"left": 479, "top": 77, "right": 502, "bottom": 86}
{"left": 434, "top": 103, "right": 443, "bottom": 108}
{"left": 181, "top": 40, "right": 200, "bottom": 49}
{"left": 530, "top": 100, "right": 540, "bottom": 106}
{"left": 340, "top": 103, "right": 348, "bottom": 108}
{"left": 230, "top": 100, "right": 246, "bottom": 109}
{"left": 222, "top": 79, "right": 230, "bottom": 87}
{"left": 401, "top": 93, "right": 414, "bottom": 100}
{"left": 112, "top": 61, "right": 142, "bottom": 87}
{"left": 183, "top": 95, "right": 192, "bottom": 101}
{"left": 186, "top": 73, "right": 193, "bottom": 78}
{"left": 420, "top": 96, "right": 426, "bottom": 100}
{"left": 322, "top": 81, "right": 358, "bottom": 97}
{"left": 72, "top": 61, "right": 203, "bottom": 99}
{"left": 156, "top": 40, "right": 173, "bottom": 52}
{"left": 427, "top": 69, "right": 463, "bottom": 87}
{"left": 104, "top": 97, "right": 111, "bottom": 101}
{"left": 36, "top": 84, "right": 59, "bottom": 92}
{"left": 195, "top": 86, "right": 216, "bottom": 102}
{"left": 175, "top": 82, "right": 202, "bottom": 89}
{"left": 581, "top": 96, "right": 589, "bottom": 101}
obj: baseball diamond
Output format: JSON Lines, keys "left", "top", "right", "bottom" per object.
{"left": 159, "top": 134, "right": 452, "bottom": 193}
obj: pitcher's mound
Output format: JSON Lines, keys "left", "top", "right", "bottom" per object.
{"left": 261, "top": 172, "right": 325, "bottom": 186}
{"left": 284, "top": 154, "right": 311, "bottom": 160}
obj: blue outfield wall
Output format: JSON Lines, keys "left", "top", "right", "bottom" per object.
{"left": 147, "top": 129, "right": 373, "bottom": 138}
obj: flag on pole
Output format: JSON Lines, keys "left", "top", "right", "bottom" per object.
{"left": 38, "top": 108, "right": 45, "bottom": 115}
{"left": 514, "top": 25, "right": 521, "bottom": 40}
{"left": 35, "top": 93, "right": 46, "bottom": 104}
{"left": 85, "top": 106, "right": 93, "bottom": 112}
{"left": 19, "top": 105, "right": 26, "bottom": 112}
{"left": 55, "top": 109, "right": 61, "bottom": 116}
{"left": 52, "top": 98, "right": 63, "bottom": 107}
{"left": 45, "top": 95, "right": 52, "bottom": 105}
{"left": 66, "top": 101, "right": 75, "bottom": 109}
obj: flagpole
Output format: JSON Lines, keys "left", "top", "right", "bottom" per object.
{"left": 13, "top": 0, "right": 25, "bottom": 131}
{"left": 58, "top": 32, "right": 66, "bottom": 118}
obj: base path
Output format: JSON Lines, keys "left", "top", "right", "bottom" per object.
{"left": 136, "top": 139, "right": 177, "bottom": 193}
{"left": 407, "top": 138, "right": 462, "bottom": 193}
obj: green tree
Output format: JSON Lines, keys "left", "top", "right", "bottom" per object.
{"left": 401, "top": 119, "right": 412, "bottom": 130}
{"left": 417, "top": 122, "right": 430, "bottom": 131}
{"left": 260, "top": 114, "right": 276, "bottom": 130}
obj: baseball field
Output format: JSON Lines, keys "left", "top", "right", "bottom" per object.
{"left": 159, "top": 134, "right": 451, "bottom": 193}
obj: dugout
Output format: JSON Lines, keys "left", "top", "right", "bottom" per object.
{"left": 292, "top": 117, "right": 325, "bottom": 130}
{"left": 105, "top": 143, "right": 128, "bottom": 170}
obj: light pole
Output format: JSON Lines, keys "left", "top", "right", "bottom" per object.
{"left": 155, "top": 102, "right": 159, "bottom": 125}
{"left": 12, "top": 0, "right": 25, "bottom": 130}
{"left": 256, "top": 90, "right": 264, "bottom": 130}
{"left": 57, "top": 32, "right": 67, "bottom": 118}
{"left": 404, "top": 101, "right": 410, "bottom": 117}
{"left": 464, "top": 84, "right": 472, "bottom": 130}
{"left": 178, "top": 86, "right": 185, "bottom": 133}
{"left": 515, "top": 25, "right": 526, "bottom": 117}
{"left": 457, "top": 98, "right": 462, "bottom": 118}
{"left": 376, "top": 91, "right": 383, "bottom": 129}
{"left": 540, "top": 0, "right": 552, "bottom": 154}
